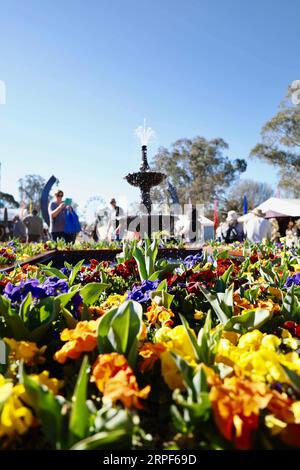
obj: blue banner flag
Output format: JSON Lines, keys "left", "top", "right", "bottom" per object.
{"left": 243, "top": 194, "right": 248, "bottom": 214}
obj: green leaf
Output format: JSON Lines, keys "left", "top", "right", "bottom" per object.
{"left": 79, "top": 283, "right": 108, "bottom": 306}
{"left": 69, "top": 355, "right": 90, "bottom": 447}
{"left": 38, "top": 265, "right": 68, "bottom": 279}
{"left": 110, "top": 300, "right": 143, "bottom": 367}
{"left": 224, "top": 308, "right": 272, "bottom": 333}
{"left": 97, "top": 308, "right": 118, "bottom": 354}
{"left": 201, "top": 284, "right": 234, "bottom": 324}
{"left": 20, "top": 292, "right": 33, "bottom": 323}
{"left": 70, "top": 429, "right": 128, "bottom": 450}
{"left": 215, "top": 265, "right": 234, "bottom": 292}
{"left": 28, "top": 297, "right": 60, "bottom": 342}
{"left": 55, "top": 288, "right": 80, "bottom": 309}
{"left": 179, "top": 314, "right": 201, "bottom": 361}
{"left": 97, "top": 301, "right": 143, "bottom": 368}
{"left": 21, "top": 363, "right": 64, "bottom": 449}
{"left": 0, "top": 296, "right": 29, "bottom": 340}
{"left": 282, "top": 285, "right": 300, "bottom": 322}
{"left": 282, "top": 365, "right": 300, "bottom": 396}
{"left": 132, "top": 246, "right": 147, "bottom": 281}
{"left": 149, "top": 290, "right": 174, "bottom": 309}
{"left": 69, "top": 260, "right": 84, "bottom": 286}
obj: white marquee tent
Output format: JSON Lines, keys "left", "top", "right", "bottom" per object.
{"left": 239, "top": 198, "right": 300, "bottom": 223}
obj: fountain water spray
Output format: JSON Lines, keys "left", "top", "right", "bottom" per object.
{"left": 134, "top": 118, "right": 156, "bottom": 146}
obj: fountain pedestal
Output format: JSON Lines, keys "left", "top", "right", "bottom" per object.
{"left": 124, "top": 143, "right": 177, "bottom": 237}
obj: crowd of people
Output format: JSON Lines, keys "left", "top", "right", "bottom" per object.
{"left": 216, "top": 208, "right": 300, "bottom": 246}
{"left": 9, "top": 191, "right": 300, "bottom": 246}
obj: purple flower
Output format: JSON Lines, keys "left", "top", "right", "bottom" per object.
{"left": 4, "top": 279, "right": 47, "bottom": 302}
{"left": 61, "top": 267, "right": 71, "bottom": 276}
{"left": 183, "top": 252, "right": 203, "bottom": 269}
{"left": 72, "top": 292, "right": 83, "bottom": 317}
{"left": 42, "top": 276, "right": 69, "bottom": 296}
{"left": 127, "top": 279, "right": 160, "bottom": 303}
{"left": 4, "top": 276, "right": 69, "bottom": 303}
{"left": 284, "top": 273, "right": 300, "bottom": 288}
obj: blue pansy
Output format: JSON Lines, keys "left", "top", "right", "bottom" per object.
{"left": 127, "top": 279, "right": 160, "bottom": 303}
{"left": 284, "top": 272, "right": 300, "bottom": 288}
{"left": 183, "top": 252, "right": 204, "bottom": 269}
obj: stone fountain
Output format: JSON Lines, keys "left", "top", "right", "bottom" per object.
{"left": 122, "top": 122, "right": 177, "bottom": 237}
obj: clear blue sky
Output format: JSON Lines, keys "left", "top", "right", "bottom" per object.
{"left": 0, "top": 0, "right": 299, "bottom": 212}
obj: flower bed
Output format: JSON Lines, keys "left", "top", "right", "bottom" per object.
{"left": 1, "top": 239, "right": 300, "bottom": 450}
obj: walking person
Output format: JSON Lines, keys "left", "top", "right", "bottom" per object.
{"left": 106, "top": 198, "right": 124, "bottom": 241}
{"left": 12, "top": 216, "right": 26, "bottom": 242}
{"left": 23, "top": 209, "right": 43, "bottom": 242}
{"left": 245, "top": 208, "right": 272, "bottom": 243}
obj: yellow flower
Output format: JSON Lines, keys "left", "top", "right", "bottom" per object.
{"left": 281, "top": 329, "right": 299, "bottom": 350}
{"left": 4, "top": 338, "right": 46, "bottom": 365}
{"left": 238, "top": 330, "right": 264, "bottom": 351}
{"left": 0, "top": 382, "right": 35, "bottom": 438}
{"left": 194, "top": 310, "right": 205, "bottom": 321}
{"left": 100, "top": 294, "right": 127, "bottom": 311}
{"left": 291, "top": 402, "right": 300, "bottom": 423}
{"left": 154, "top": 325, "right": 197, "bottom": 390}
{"left": 265, "top": 414, "right": 287, "bottom": 435}
{"left": 292, "top": 265, "right": 300, "bottom": 273}
{"left": 30, "top": 371, "right": 63, "bottom": 395}
{"left": 217, "top": 330, "right": 300, "bottom": 383}
{"left": 146, "top": 304, "right": 174, "bottom": 327}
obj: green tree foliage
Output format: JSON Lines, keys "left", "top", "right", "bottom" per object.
{"left": 250, "top": 85, "right": 300, "bottom": 196}
{"left": 151, "top": 137, "right": 246, "bottom": 205}
{"left": 18, "top": 174, "right": 45, "bottom": 211}
{"left": 0, "top": 191, "right": 19, "bottom": 208}
{"left": 224, "top": 179, "right": 274, "bottom": 212}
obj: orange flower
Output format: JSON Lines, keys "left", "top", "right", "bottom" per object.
{"left": 145, "top": 304, "right": 174, "bottom": 327}
{"left": 209, "top": 376, "right": 272, "bottom": 449}
{"left": 257, "top": 299, "right": 281, "bottom": 314}
{"left": 233, "top": 293, "right": 253, "bottom": 315}
{"left": 54, "top": 318, "right": 100, "bottom": 364}
{"left": 138, "top": 342, "right": 166, "bottom": 373}
{"left": 103, "top": 369, "right": 150, "bottom": 410}
{"left": 91, "top": 352, "right": 129, "bottom": 392}
{"left": 91, "top": 353, "right": 150, "bottom": 409}
{"left": 88, "top": 306, "right": 106, "bottom": 318}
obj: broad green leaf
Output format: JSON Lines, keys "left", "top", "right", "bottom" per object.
{"left": 21, "top": 363, "right": 64, "bottom": 449}
{"left": 224, "top": 308, "right": 272, "bottom": 333}
{"left": 110, "top": 300, "right": 143, "bottom": 367}
{"left": 0, "top": 296, "right": 29, "bottom": 340}
{"left": 282, "top": 285, "right": 300, "bottom": 322}
{"left": 97, "top": 308, "right": 118, "bottom": 353}
{"left": 282, "top": 365, "right": 300, "bottom": 396}
{"left": 201, "top": 284, "right": 234, "bottom": 324}
{"left": 179, "top": 314, "right": 201, "bottom": 361}
{"left": 69, "top": 355, "right": 90, "bottom": 446}
{"left": 55, "top": 288, "right": 80, "bottom": 309}
{"left": 19, "top": 292, "right": 33, "bottom": 323}
{"left": 38, "top": 265, "right": 68, "bottom": 279}
{"left": 79, "top": 283, "right": 108, "bottom": 306}
{"left": 149, "top": 290, "right": 174, "bottom": 309}
{"left": 69, "top": 260, "right": 84, "bottom": 286}
{"left": 70, "top": 429, "right": 128, "bottom": 450}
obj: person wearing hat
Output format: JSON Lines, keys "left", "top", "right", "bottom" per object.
{"left": 244, "top": 208, "right": 272, "bottom": 243}
{"left": 106, "top": 198, "right": 124, "bottom": 241}
{"left": 222, "top": 210, "right": 244, "bottom": 243}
